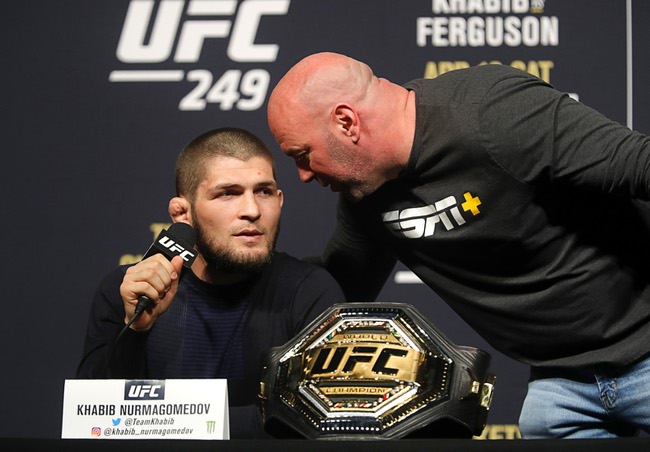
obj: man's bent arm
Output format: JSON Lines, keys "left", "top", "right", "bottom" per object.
{"left": 323, "top": 197, "right": 396, "bottom": 301}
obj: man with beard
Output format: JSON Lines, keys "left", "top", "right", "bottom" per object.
{"left": 77, "top": 128, "right": 344, "bottom": 438}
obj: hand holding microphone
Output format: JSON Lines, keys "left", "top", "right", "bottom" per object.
{"left": 120, "top": 223, "right": 197, "bottom": 331}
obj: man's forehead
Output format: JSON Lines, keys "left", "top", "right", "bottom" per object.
{"left": 276, "top": 134, "right": 306, "bottom": 154}
{"left": 201, "top": 155, "right": 275, "bottom": 181}
{"left": 205, "top": 154, "right": 271, "bottom": 167}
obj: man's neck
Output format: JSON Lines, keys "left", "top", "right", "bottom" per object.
{"left": 386, "top": 86, "right": 417, "bottom": 179}
{"left": 191, "top": 258, "right": 251, "bottom": 285}
{"left": 402, "top": 88, "right": 417, "bottom": 159}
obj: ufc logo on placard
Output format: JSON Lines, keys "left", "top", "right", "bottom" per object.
{"left": 124, "top": 381, "right": 166, "bottom": 400}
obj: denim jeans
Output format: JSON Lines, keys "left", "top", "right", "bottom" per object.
{"left": 518, "top": 354, "right": 650, "bottom": 439}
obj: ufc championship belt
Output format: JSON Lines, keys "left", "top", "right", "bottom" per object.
{"left": 259, "top": 303, "right": 495, "bottom": 439}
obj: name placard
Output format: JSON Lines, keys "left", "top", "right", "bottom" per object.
{"left": 61, "top": 379, "right": 229, "bottom": 439}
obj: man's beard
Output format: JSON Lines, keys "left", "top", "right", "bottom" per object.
{"left": 194, "top": 219, "right": 280, "bottom": 274}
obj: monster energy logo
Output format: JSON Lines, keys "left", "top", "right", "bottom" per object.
{"left": 206, "top": 420, "right": 216, "bottom": 434}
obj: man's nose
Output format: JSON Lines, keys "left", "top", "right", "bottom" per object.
{"left": 239, "top": 192, "right": 261, "bottom": 219}
{"left": 297, "top": 165, "right": 315, "bottom": 183}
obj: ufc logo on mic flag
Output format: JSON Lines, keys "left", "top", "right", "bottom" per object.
{"left": 157, "top": 235, "right": 196, "bottom": 262}
{"left": 144, "top": 225, "right": 198, "bottom": 269}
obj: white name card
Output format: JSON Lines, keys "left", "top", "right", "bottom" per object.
{"left": 61, "top": 379, "right": 229, "bottom": 439}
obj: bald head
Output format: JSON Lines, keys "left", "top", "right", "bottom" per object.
{"left": 267, "top": 52, "right": 416, "bottom": 201}
{"left": 268, "top": 52, "right": 374, "bottom": 127}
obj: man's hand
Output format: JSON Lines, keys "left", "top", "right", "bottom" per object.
{"left": 120, "top": 254, "right": 185, "bottom": 331}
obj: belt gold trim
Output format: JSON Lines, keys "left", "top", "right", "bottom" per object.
{"left": 259, "top": 303, "right": 496, "bottom": 439}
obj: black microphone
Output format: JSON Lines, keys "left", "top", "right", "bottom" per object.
{"left": 132, "top": 222, "right": 198, "bottom": 319}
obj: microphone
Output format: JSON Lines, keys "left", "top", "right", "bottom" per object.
{"left": 132, "top": 222, "right": 198, "bottom": 319}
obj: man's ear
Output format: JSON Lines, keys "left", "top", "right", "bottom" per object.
{"left": 277, "top": 189, "right": 284, "bottom": 208}
{"left": 332, "top": 103, "right": 360, "bottom": 143}
{"left": 169, "top": 196, "right": 192, "bottom": 224}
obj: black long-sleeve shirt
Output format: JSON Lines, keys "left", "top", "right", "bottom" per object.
{"left": 324, "top": 65, "right": 650, "bottom": 369}
{"left": 77, "top": 252, "right": 344, "bottom": 438}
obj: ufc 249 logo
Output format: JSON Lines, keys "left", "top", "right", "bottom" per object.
{"left": 116, "top": 0, "right": 288, "bottom": 63}
{"left": 110, "top": 0, "right": 290, "bottom": 111}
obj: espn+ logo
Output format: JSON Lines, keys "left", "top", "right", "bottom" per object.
{"left": 110, "top": 0, "right": 290, "bottom": 111}
{"left": 124, "top": 380, "right": 166, "bottom": 400}
{"left": 382, "top": 192, "right": 482, "bottom": 239}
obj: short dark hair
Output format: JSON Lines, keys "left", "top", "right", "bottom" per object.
{"left": 175, "top": 128, "right": 276, "bottom": 201}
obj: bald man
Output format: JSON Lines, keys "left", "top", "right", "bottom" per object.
{"left": 268, "top": 52, "right": 650, "bottom": 439}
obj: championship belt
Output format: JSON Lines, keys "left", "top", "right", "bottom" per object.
{"left": 259, "top": 303, "right": 496, "bottom": 439}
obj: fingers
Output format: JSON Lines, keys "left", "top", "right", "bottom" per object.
{"left": 123, "top": 256, "right": 176, "bottom": 300}
{"left": 170, "top": 255, "right": 185, "bottom": 276}
{"left": 120, "top": 254, "right": 184, "bottom": 329}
